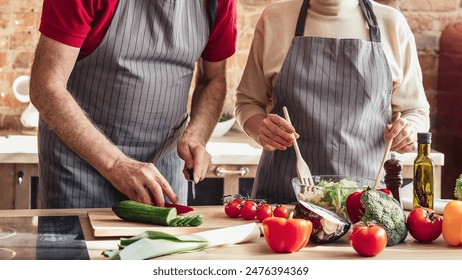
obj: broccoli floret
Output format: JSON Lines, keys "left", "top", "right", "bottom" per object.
{"left": 455, "top": 174, "right": 462, "bottom": 200}
{"left": 360, "top": 190, "right": 408, "bottom": 246}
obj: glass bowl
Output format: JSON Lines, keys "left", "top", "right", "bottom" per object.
{"left": 292, "top": 175, "right": 384, "bottom": 221}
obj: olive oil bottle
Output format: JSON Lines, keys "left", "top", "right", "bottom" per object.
{"left": 413, "top": 132, "right": 434, "bottom": 209}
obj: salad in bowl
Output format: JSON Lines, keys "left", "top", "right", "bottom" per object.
{"left": 292, "top": 175, "right": 384, "bottom": 221}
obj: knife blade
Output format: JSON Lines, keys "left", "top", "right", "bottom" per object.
{"left": 187, "top": 168, "right": 196, "bottom": 200}
{"left": 164, "top": 203, "right": 194, "bottom": 214}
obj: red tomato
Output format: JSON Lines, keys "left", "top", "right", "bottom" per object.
{"left": 273, "top": 205, "right": 289, "bottom": 218}
{"left": 224, "top": 200, "right": 241, "bottom": 218}
{"left": 256, "top": 203, "right": 273, "bottom": 222}
{"left": 350, "top": 224, "right": 387, "bottom": 257}
{"left": 407, "top": 207, "right": 443, "bottom": 243}
{"left": 240, "top": 200, "right": 257, "bottom": 220}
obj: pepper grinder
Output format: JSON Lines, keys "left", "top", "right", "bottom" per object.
{"left": 384, "top": 152, "right": 403, "bottom": 206}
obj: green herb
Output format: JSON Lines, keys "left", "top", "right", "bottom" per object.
{"left": 455, "top": 174, "right": 462, "bottom": 200}
{"left": 219, "top": 113, "right": 234, "bottom": 122}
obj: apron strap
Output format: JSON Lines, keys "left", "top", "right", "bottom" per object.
{"left": 359, "top": 0, "right": 381, "bottom": 42}
{"left": 295, "top": 0, "right": 382, "bottom": 42}
{"left": 207, "top": 0, "right": 218, "bottom": 33}
{"left": 295, "top": 0, "right": 310, "bottom": 37}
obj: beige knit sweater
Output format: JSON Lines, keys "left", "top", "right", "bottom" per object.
{"left": 235, "top": 0, "right": 430, "bottom": 143}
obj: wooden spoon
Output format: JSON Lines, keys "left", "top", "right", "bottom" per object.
{"left": 374, "top": 112, "right": 402, "bottom": 188}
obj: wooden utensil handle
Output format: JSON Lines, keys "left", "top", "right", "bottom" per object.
{"left": 374, "top": 112, "right": 402, "bottom": 187}
{"left": 282, "top": 107, "right": 301, "bottom": 153}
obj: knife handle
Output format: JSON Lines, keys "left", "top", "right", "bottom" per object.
{"left": 187, "top": 168, "right": 194, "bottom": 181}
{"left": 187, "top": 168, "right": 196, "bottom": 200}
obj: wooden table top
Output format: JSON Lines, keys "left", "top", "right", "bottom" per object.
{"left": 0, "top": 206, "right": 460, "bottom": 260}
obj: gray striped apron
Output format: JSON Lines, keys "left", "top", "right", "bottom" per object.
{"left": 38, "top": 0, "right": 213, "bottom": 208}
{"left": 251, "top": 0, "right": 393, "bottom": 203}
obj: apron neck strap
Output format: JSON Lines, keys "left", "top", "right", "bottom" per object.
{"left": 294, "top": 0, "right": 382, "bottom": 43}
{"left": 359, "top": 0, "right": 381, "bottom": 42}
{"left": 206, "top": 0, "right": 218, "bottom": 33}
{"left": 295, "top": 0, "right": 310, "bottom": 37}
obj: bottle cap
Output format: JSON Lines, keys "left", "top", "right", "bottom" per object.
{"left": 417, "top": 132, "right": 432, "bottom": 144}
{"left": 390, "top": 152, "right": 396, "bottom": 160}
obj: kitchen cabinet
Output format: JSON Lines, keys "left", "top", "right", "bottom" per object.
{"left": 0, "top": 131, "right": 446, "bottom": 208}
{"left": 0, "top": 135, "right": 40, "bottom": 210}
{"left": 188, "top": 164, "right": 257, "bottom": 205}
{"left": 0, "top": 163, "right": 39, "bottom": 209}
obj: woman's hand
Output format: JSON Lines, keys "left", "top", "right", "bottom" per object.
{"left": 384, "top": 117, "right": 418, "bottom": 153}
{"left": 248, "top": 114, "right": 298, "bottom": 151}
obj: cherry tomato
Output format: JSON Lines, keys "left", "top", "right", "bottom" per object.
{"left": 240, "top": 200, "right": 257, "bottom": 220}
{"left": 407, "top": 207, "right": 443, "bottom": 243}
{"left": 350, "top": 224, "right": 387, "bottom": 257}
{"left": 256, "top": 203, "right": 273, "bottom": 222}
{"left": 224, "top": 200, "right": 241, "bottom": 218}
{"left": 273, "top": 205, "right": 289, "bottom": 218}
{"left": 232, "top": 197, "right": 243, "bottom": 205}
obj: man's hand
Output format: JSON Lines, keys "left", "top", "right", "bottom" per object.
{"left": 177, "top": 132, "right": 211, "bottom": 183}
{"left": 384, "top": 117, "right": 418, "bottom": 153}
{"left": 106, "top": 157, "right": 179, "bottom": 206}
{"left": 180, "top": 58, "right": 226, "bottom": 182}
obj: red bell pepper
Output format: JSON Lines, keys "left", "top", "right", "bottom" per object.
{"left": 346, "top": 188, "right": 392, "bottom": 224}
{"left": 261, "top": 212, "right": 312, "bottom": 253}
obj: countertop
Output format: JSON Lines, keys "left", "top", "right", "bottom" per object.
{"left": 0, "top": 129, "right": 445, "bottom": 166}
{"left": 0, "top": 206, "right": 460, "bottom": 260}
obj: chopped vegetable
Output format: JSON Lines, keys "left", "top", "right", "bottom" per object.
{"left": 296, "top": 178, "right": 367, "bottom": 219}
{"left": 112, "top": 200, "right": 203, "bottom": 227}
{"left": 360, "top": 190, "right": 407, "bottom": 246}
{"left": 113, "top": 200, "right": 177, "bottom": 226}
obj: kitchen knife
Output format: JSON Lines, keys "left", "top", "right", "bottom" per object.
{"left": 187, "top": 168, "right": 196, "bottom": 200}
{"left": 164, "top": 203, "right": 194, "bottom": 214}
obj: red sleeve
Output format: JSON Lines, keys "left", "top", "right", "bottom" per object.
{"left": 202, "top": 0, "right": 237, "bottom": 62}
{"left": 39, "top": 0, "right": 118, "bottom": 57}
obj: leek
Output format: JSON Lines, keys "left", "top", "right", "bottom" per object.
{"left": 102, "top": 231, "right": 208, "bottom": 260}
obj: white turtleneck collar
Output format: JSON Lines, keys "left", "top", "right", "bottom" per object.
{"left": 309, "top": 0, "right": 360, "bottom": 16}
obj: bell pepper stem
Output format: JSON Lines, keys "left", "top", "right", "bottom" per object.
{"left": 288, "top": 211, "right": 294, "bottom": 219}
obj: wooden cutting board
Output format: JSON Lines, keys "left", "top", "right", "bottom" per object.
{"left": 87, "top": 206, "right": 256, "bottom": 238}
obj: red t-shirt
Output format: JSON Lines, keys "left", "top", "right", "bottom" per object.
{"left": 39, "top": 0, "right": 237, "bottom": 62}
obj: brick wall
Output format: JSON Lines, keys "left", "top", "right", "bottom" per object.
{"left": 0, "top": 0, "right": 42, "bottom": 131}
{"left": 1, "top": 0, "right": 462, "bottom": 137}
